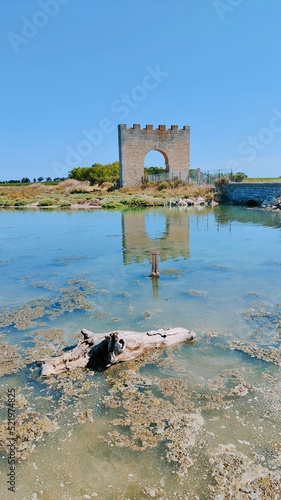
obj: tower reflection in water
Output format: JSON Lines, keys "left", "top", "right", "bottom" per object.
{"left": 122, "top": 208, "right": 190, "bottom": 299}
{"left": 122, "top": 209, "right": 190, "bottom": 264}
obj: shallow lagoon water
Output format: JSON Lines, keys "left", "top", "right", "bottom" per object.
{"left": 0, "top": 206, "right": 281, "bottom": 499}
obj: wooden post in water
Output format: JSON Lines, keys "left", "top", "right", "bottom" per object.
{"left": 150, "top": 251, "right": 160, "bottom": 277}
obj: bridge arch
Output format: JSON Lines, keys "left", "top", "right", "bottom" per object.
{"left": 246, "top": 199, "right": 259, "bottom": 207}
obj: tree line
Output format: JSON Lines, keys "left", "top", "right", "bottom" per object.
{"left": 0, "top": 176, "right": 65, "bottom": 184}
{"left": 68, "top": 162, "right": 119, "bottom": 184}
{"left": 0, "top": 162, "right": 249, "bottom": 185}
{"left": 0, "top": 162, "right": 120, "bottom": 185}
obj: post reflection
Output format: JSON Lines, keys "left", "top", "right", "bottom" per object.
{"left": 150, "top": 275, "right": 159, "bottom": 299}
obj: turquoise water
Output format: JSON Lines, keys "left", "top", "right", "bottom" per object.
{"left": 0, "top": 206, "right": 281, "bottom": 499}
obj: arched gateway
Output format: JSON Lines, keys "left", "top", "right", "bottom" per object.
{"left": 118, "top": 124, "right": 190, "bottom": 187}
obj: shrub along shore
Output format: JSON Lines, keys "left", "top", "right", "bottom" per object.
{"left": 0, "top": 179, "right": 215, "bottom": 210}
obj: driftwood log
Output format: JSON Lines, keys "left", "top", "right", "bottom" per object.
{"left": 40, "top": 327, "right": 196, "bottom": 377}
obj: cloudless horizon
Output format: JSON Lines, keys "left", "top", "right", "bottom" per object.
{"left": 1, "top": 0, "right": 281, "bottom": 181}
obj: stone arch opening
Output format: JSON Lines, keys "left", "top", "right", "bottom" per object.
{"left": 144, "top": 150, "right": 169, "bottom": 172}
{"left": 246, "top": 199, "right": 259, "bottom": 207}
{"left": 145, "top": 212, "right": 168, "bottom": 240}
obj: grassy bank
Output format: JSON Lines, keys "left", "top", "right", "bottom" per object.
{"left": 242, "top": 177, "right": 281, "bottom": 183}
{"left": 0, "top": 180, "right": 214, "bottom": 209}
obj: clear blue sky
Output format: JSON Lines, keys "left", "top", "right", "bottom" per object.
{"left": 1, "top": 0, "right": 281, "bottom": 180}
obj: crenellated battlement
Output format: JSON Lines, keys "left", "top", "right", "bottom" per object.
{"left": 119, "top": 124, "right": 189, "bottom": 132}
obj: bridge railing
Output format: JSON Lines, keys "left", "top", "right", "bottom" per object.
{"left": 143, "top": 169, "right": 233, "bottom": 186}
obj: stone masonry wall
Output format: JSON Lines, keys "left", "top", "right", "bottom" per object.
{"left": 118, "top": 124, "right": 190, "bottom": 187}
{"left": 222, "top": 183, "right": 281, "bottom": 205}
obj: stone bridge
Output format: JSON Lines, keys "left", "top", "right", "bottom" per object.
{"left": 221, "top": 182, "right": 281, "bottom": 206}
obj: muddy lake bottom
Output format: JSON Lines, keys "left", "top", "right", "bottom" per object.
{"left": 0, "top": 205, "right": 281, "bottom": 499}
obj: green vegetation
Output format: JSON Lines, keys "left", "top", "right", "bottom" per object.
{"left": 14, "top": 201, "right": 28, "bottom": 206}
{"left": 102, "top": 195, "right": 164, "bottom": 209}
{"left": 230, "top": 172, "right": 248, "bottom": 182}
{"left": 60, "top": 202, "right": 71, "bottom": 208}
{"left": 69, "top": 162, "right": 119, "bottom": 185}
{"left": 70, "top": 188, "right": 90, "bottom": 194}
{"left": 214, "top": 176, "right": 229, "bottom": 188}
{"left": 144, "top": 166, "right": 166, "bottom": 175}
{"left": 0, "top": 198, "right": 14, "bottom": 207}
{"left": 246, "top": 177, "right": 281, "bottom": 182}
{"left": 119, "top": 197, "right": 155, "bottom": 208}
{"left": 38, "top": 199, "right": 56, "bottom": 207}
{"left": 204, "top": 191, "right": 214, "bottom": 203}
{"left": 157, "top": 181, "right": 170, "bottom": 191}
{"left": 101, "top": 200, "right": 125, "bottom": 209}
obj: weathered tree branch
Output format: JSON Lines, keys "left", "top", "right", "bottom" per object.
{"left": 40, "top": 327, "right": 196, "bottom": 377}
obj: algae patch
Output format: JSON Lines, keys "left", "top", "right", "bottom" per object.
{"left": 184, "top": 289, "right": 207, "bottom": 297}
{"left": 0, "top": 408, "right": 58, "bottom": 461}
{"left": 102, "top": 369, "right": 203, "bottom": 476}
{"left": 0, "top": 334, "right": 25, "bottom": 376}
{"left": 209, "top": 444, "right": 281, "bottom": 499}
{"left": 230, "top": 340, "right": 281, "bottom": 366}
{"left": 0, "top": 277, "right": 95, "bottom": 330}
{"left": 23, "top": 327, "right": 66, "bottom": 362}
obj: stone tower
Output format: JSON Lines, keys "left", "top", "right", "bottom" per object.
{"left": 118, "top": 124, "right": 190, "bottom": 187}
